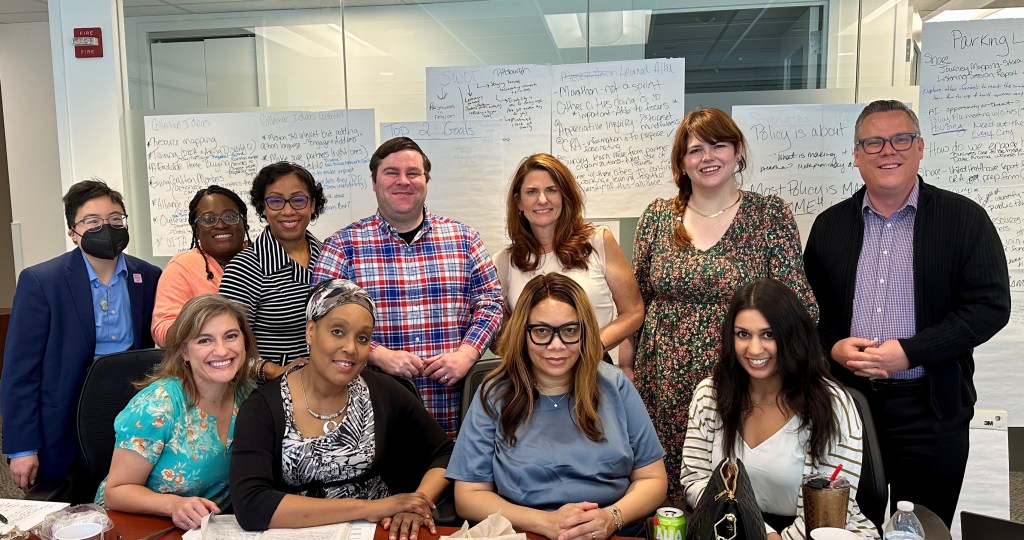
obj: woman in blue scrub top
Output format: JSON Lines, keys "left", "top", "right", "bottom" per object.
{"left": 447, "top": 273, "right": 667, "bottom": 540}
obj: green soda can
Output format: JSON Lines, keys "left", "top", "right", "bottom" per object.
{"left": 654, "top": 507, "right": 686, "bottom": 540}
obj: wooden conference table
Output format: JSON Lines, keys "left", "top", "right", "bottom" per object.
{"left": 100, "top": 510, "right": 643, "bottom": 540}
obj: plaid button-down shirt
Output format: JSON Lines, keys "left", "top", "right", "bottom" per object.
{"left": 312, "top": 210, "right": 503, "bottom": 435}
{"left": 851, "top": 182, "right": 922, "bottom": 379}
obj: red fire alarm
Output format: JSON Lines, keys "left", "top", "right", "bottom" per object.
{"left": 73, "top": 27, "right": 103, "bottom": 58}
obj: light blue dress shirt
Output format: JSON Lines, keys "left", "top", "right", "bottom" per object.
{"left": 84, "top": 251, "right": 134, "bottom": 359}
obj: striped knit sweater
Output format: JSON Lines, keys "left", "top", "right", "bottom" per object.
{"left": 680, "top": 377, "right": 879, "bottom": 539}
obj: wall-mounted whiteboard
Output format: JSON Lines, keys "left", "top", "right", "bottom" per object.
{"left": 424, "top": 58, "right": 684, "bottom": 219}
{"left": 144, "top": 109, "right": 377, "bottom": 255}
{"left": 380, "top": 120, "right": 508, "bottom": 255}
{"left": 732, "top": 103, "right": 864, "bottom": 238}
{"left": 919, "top": 18, "right": 1024, "bottom": 435}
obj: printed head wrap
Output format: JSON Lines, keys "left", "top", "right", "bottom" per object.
{"left": 307, "top": 279, "right": 376, "bottom": 323}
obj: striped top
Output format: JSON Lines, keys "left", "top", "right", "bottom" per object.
{"left": 680, "top": 378, "right": 879, "bottom": 539}
{"left": 220, "top": 227, "right": 322, "bottom": 365}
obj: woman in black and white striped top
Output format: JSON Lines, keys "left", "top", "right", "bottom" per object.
{"left": 221, "top": 162, "right": 327, "bottom": 373}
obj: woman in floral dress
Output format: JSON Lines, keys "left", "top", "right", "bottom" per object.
{"left": 96, "top": 294, "right": 257, "bottom": 531}
{"left": 632, "top": 107, "right": 816, "bottom": 504}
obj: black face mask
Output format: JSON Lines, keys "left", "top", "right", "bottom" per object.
{"left": 78, "top": 224, "right": 130, "bottom": 260}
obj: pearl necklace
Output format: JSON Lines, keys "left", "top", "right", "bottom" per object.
{"left": 300, "top": 368, "right": 347, "bottom": 434}
{"left": 686, "top": 192, "right": 743, "bottom": 218}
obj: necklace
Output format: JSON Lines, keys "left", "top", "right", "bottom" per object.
{"left": 300, "top": 368, "right": 347, "bottom": 433}
{"left": 687, "top": 192, "right": 742, "bottom": 218}
{"left": 536, "top": 386, "right": 569, "bottom": 409}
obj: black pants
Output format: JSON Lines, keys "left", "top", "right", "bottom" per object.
{"left": 868, "top": 379, "right": 973, "bottom": 528}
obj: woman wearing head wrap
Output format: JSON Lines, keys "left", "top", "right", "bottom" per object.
{"left": 230, "top": 279, "right": 454, "bottom": 538}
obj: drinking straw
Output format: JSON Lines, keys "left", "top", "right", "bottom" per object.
{"left": 829, "top": 464, "right": 844, "bottom": 482}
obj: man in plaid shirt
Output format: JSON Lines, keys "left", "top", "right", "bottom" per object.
{"left": 312, "top": 137, "right": 503, "bottom": 436}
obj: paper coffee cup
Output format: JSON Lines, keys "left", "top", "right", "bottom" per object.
{"left": 54, "top": 523, "right": 103, "bottom": 540}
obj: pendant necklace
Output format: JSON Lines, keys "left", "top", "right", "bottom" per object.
{"left": 300, "top": 368, "right": 347, "bottom": 433}
{"left": 686, "top": 192, "right": 743, "bottom": 218}
{"left": 536, "top": 384, "right": 569, "bottom": 409}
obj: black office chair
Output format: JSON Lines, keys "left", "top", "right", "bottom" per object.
{"left": 846, "top": 387, "right": 887, "bottom": 533}
{"left": 458, "top": 355, "right": 501, "bottom": 425}
{"left": 27, "top": 348, "right": 164, "bottom": 503}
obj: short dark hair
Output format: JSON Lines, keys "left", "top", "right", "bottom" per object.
{"left": 854, "top": 100, "right": 921, "bottom": 141}
{"left": 62, "top": 179, "right": 126, "bottom": 229}
{"left": 369, "top": 137, "right": 431, "bottom": 183}
{"left": 250, "top": 161, "right": 327, "bottom": 220}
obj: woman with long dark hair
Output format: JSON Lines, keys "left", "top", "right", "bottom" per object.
{"left": 680, "top": 279, "right": 877, "bottom": 539}
{"left": 448, "top": 273, "right": 665, "bottom": 540}
{"left": 631, "top": 107, "right": 816, "bottom": 503}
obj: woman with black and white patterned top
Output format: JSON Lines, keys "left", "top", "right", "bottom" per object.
{"left": 230, "top": 279, "right": 454, "bottom": 536}
{"left": 220, "top": 162, "right": 325, "bottom": 376}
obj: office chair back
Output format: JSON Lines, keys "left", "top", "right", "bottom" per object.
{"left": 846, "top": 386, "right": 887, "bottom": 532}
{"left": 76, "top": 348, "right": 164, "bottom": 502}
{"left": 459, "top": 356, "right": 501, "bottom": 425}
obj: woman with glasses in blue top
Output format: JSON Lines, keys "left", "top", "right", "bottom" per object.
{"left": 221, "top": 162, "right": 328, "bottom": 380}
{"left": 152, "top": 185, "right": 251, "bottom": 347}
{"left": 447, "top": 273, "right": 667, "bottom": 540}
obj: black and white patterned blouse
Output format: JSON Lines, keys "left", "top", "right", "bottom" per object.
{"left": 280, "top": 366, "right": 389, "bottom": 500}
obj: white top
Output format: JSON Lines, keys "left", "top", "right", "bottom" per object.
{"left": 680, "top": 377, "right": 880, "bottom": 539}
{"left": 494, "top": 226, "right": 616, "bottom": 328}
{"left": 733, "top": 414, "right": 805, "bottom": 515}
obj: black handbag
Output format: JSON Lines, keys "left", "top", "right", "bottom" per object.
{"left": 686, "top": 458, "right": 768, "bottom": 540}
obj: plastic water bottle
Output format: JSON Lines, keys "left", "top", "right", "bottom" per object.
{"left": 882, "top": 501, "right": 926, "bottom": 540}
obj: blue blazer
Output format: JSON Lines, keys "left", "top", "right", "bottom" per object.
{"left": 1, "top": 248, "right": 161, "bottom": 481}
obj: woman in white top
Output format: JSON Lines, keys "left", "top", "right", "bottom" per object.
{"left": 494, "top": 153, "right": 643, "bottom": 371}
{"left": 679, "top": 279, "right": 878, "bottom": 539}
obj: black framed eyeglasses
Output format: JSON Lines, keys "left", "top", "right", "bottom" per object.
{"left": 856, "top": 133, "right": 920, "bottom": 154}
{"left": 74, "top": 213, "right": 127, "bottom": 233}
{"left": 195, "top": 212, "right": 242, "bottom": 228}
{"left": 264, "top": 195, "right": 310, "bottom": 211}
{"left": 526, "top": 322, "right": 583, "bottom": 346}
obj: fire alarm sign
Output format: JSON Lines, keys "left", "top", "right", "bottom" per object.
{"left": 73, "top": 28, "right": 103, "bottom": 58}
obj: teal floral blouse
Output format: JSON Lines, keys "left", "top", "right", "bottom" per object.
{"left": 94, "top": 378, "right": 242, "bottom": 507}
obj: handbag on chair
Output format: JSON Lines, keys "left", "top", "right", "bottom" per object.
{"left": 686, "top": 458, "right": 768, "bottom": 540}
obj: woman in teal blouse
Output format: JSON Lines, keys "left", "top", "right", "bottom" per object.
{"left": 96, "top": 294, "right": 257, "bottom": 530}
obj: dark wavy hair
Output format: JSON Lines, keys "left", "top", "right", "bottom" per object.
{"left": 484, "top": 273, "right": 605, "bottom": 446}
{"left": 63, "top": 179, "right": 126, "bottom": 229}
{"left": 250, "top": 162, "right": 327, "bottom": 220}
{"left": 714, "top": 278, "right": 839, "bottom": 466}
{"left": 505, "top": 153, "right": 595, "bottom": 272}
{"left": 669, "top": 107, "right": 749, "bottom": 247}
{"left": 188, "top": 185, "right": 251, "bottom": 281}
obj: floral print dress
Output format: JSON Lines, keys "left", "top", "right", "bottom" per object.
{"left": 95, "top": 378, "right": 241, "bottom": 507}
{"left": 632, "top": 192, "right": 817, "bottom": 504}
